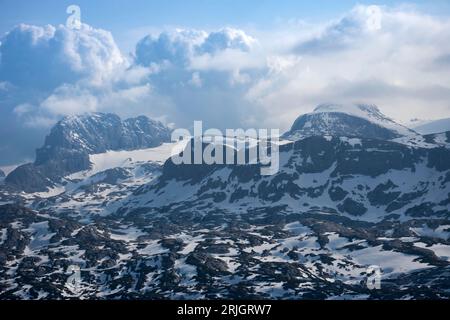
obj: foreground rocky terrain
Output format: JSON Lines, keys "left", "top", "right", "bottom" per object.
{"left": 0, "top": 201, "right": 449, "bottom": 299}
{"left": 0, "top": 105, "right": 449, "bottom": 299}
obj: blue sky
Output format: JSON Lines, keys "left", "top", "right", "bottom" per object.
{"left": 1, "top": 1, "right": 450, "bottom": 166}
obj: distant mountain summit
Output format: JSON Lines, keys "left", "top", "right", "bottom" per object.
{"left": 283, "top": 103, "right": 417, "bottom": 141}
{"left": 6, "top": 113, "right": 171, "bottom": 192}
{"left": 35, "top": 113, "right": 170, "bottom": 165}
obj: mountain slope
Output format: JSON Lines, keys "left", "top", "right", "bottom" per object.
{"left": 121, "top": 135, "right": 450, "bottom": 222}
{"left": 30, "top": 141, "right": 185, "bottom": 217}
{"left": 283, "top": 104, "right": 417, "bottom": 141}
{"left": 35, "top": 113, "right": 171, "bottom": 165}
{"left": 5, "top": 113, "right": 171, "bottom": 193}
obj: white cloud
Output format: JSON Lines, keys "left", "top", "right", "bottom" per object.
{"left": 247, "top": 5, "right": 450, "bottom": 130}
{"left": 13, "top": 103, "right": 34, "bottom": 116}
{"left": 40, "top": 85, "right": 99, "bottom": 116}
{"left": 0, "top": 81, "right": 13, "bottom": 91}
{"left": 197, "top": 27, "right": 257, "bottom": 54}
{"left": 189, "top": 72, "right": 202, "bottom": 88}
{"left": 0, "top": 23, "right": 126, "bottom": 90}
{"left": 134, "top": 29, "right": 206, "bottom": 68}
{"left": 189, "top": 48, "right": 265, "bottom": 72}
{"left": 0, "top": 23, "right": 153, "bottom": 164}
{"left": 130, "top": 27, "right": 267, "bottom": 129}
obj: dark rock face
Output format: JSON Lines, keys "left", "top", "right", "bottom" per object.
{"left": 35, "top": 114, "right": 171, "bottom": 164}
{"left": 427, "top": 147, "right": 450, "bottom": 171}
{"left": 338, "top": 198, "right": 368, "bottom": 216}
{"left": 161, "top": 135, "right": 425, "bottom": 185}
{"left": 5, "top": 164, "right": 54, "bottom": 192}
{"left": 368, "top": 180, "right": 401, "bottom": 206}
{"left": 90, "top": 168, "right": 131, "bottom": 185}
{"left": 6, "top": 113, "right": 171, "bottom": 192}
{"left": 121, "top": 116, "right": 171, "bottom": 150}
{"left": 144, "top": 134, "right": 449, "bottom": 218}
{"left": 284, "top": 112, "right": 400, "bottom": 140}
{"left": 0, "top": 204, "right": 47, "bottom": 263}
{"left": 0, "top": 170, "right": 4, "bottom": 178}
{"left": 328, "top": 186, "right": 348, "bottom": 202}
{"left": 423, "top": 132, "right": 450, "bottom": 144}
{"left": 186, "top": 252, "right": 230, "bottom": 276}
{"left": 282, "top": 104, "right": 416, "bottom": 141}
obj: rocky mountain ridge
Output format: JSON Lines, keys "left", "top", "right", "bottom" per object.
{"left": 5, "top": 113, "right": 171, "bottom": 193}
{"left": 283, "top": 104, "right": 417, "bottom": 141}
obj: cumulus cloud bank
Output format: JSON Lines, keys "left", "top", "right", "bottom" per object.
{"left": 0, "top": 23, "right": 124, "bottom": 90}
{"left": 0, "top": 23, "right": 124, "bottom": 164}
{"left": 1, "top": 4, "right": 450, "bottom": 166}
{"left": 132, "top": 27, "right": 264, "bottom": 129}
{"left": 246, "top": 5, "right": 450, "bottom": 128}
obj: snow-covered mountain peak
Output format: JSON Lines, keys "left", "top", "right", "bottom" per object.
{"left": 313, "top": 103, "right": 385, "bottom": 121}
{"left": 46, "top": 112, "right": 171, "bottom": 153}
{"left": 313, "top": 103, "right": 379, "bottom": 114}
{"left": 284, "top": 103, "right": 417, "bottom": 141}
{"left": 5, "top": 112, "right": 172, "bottom": 192}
